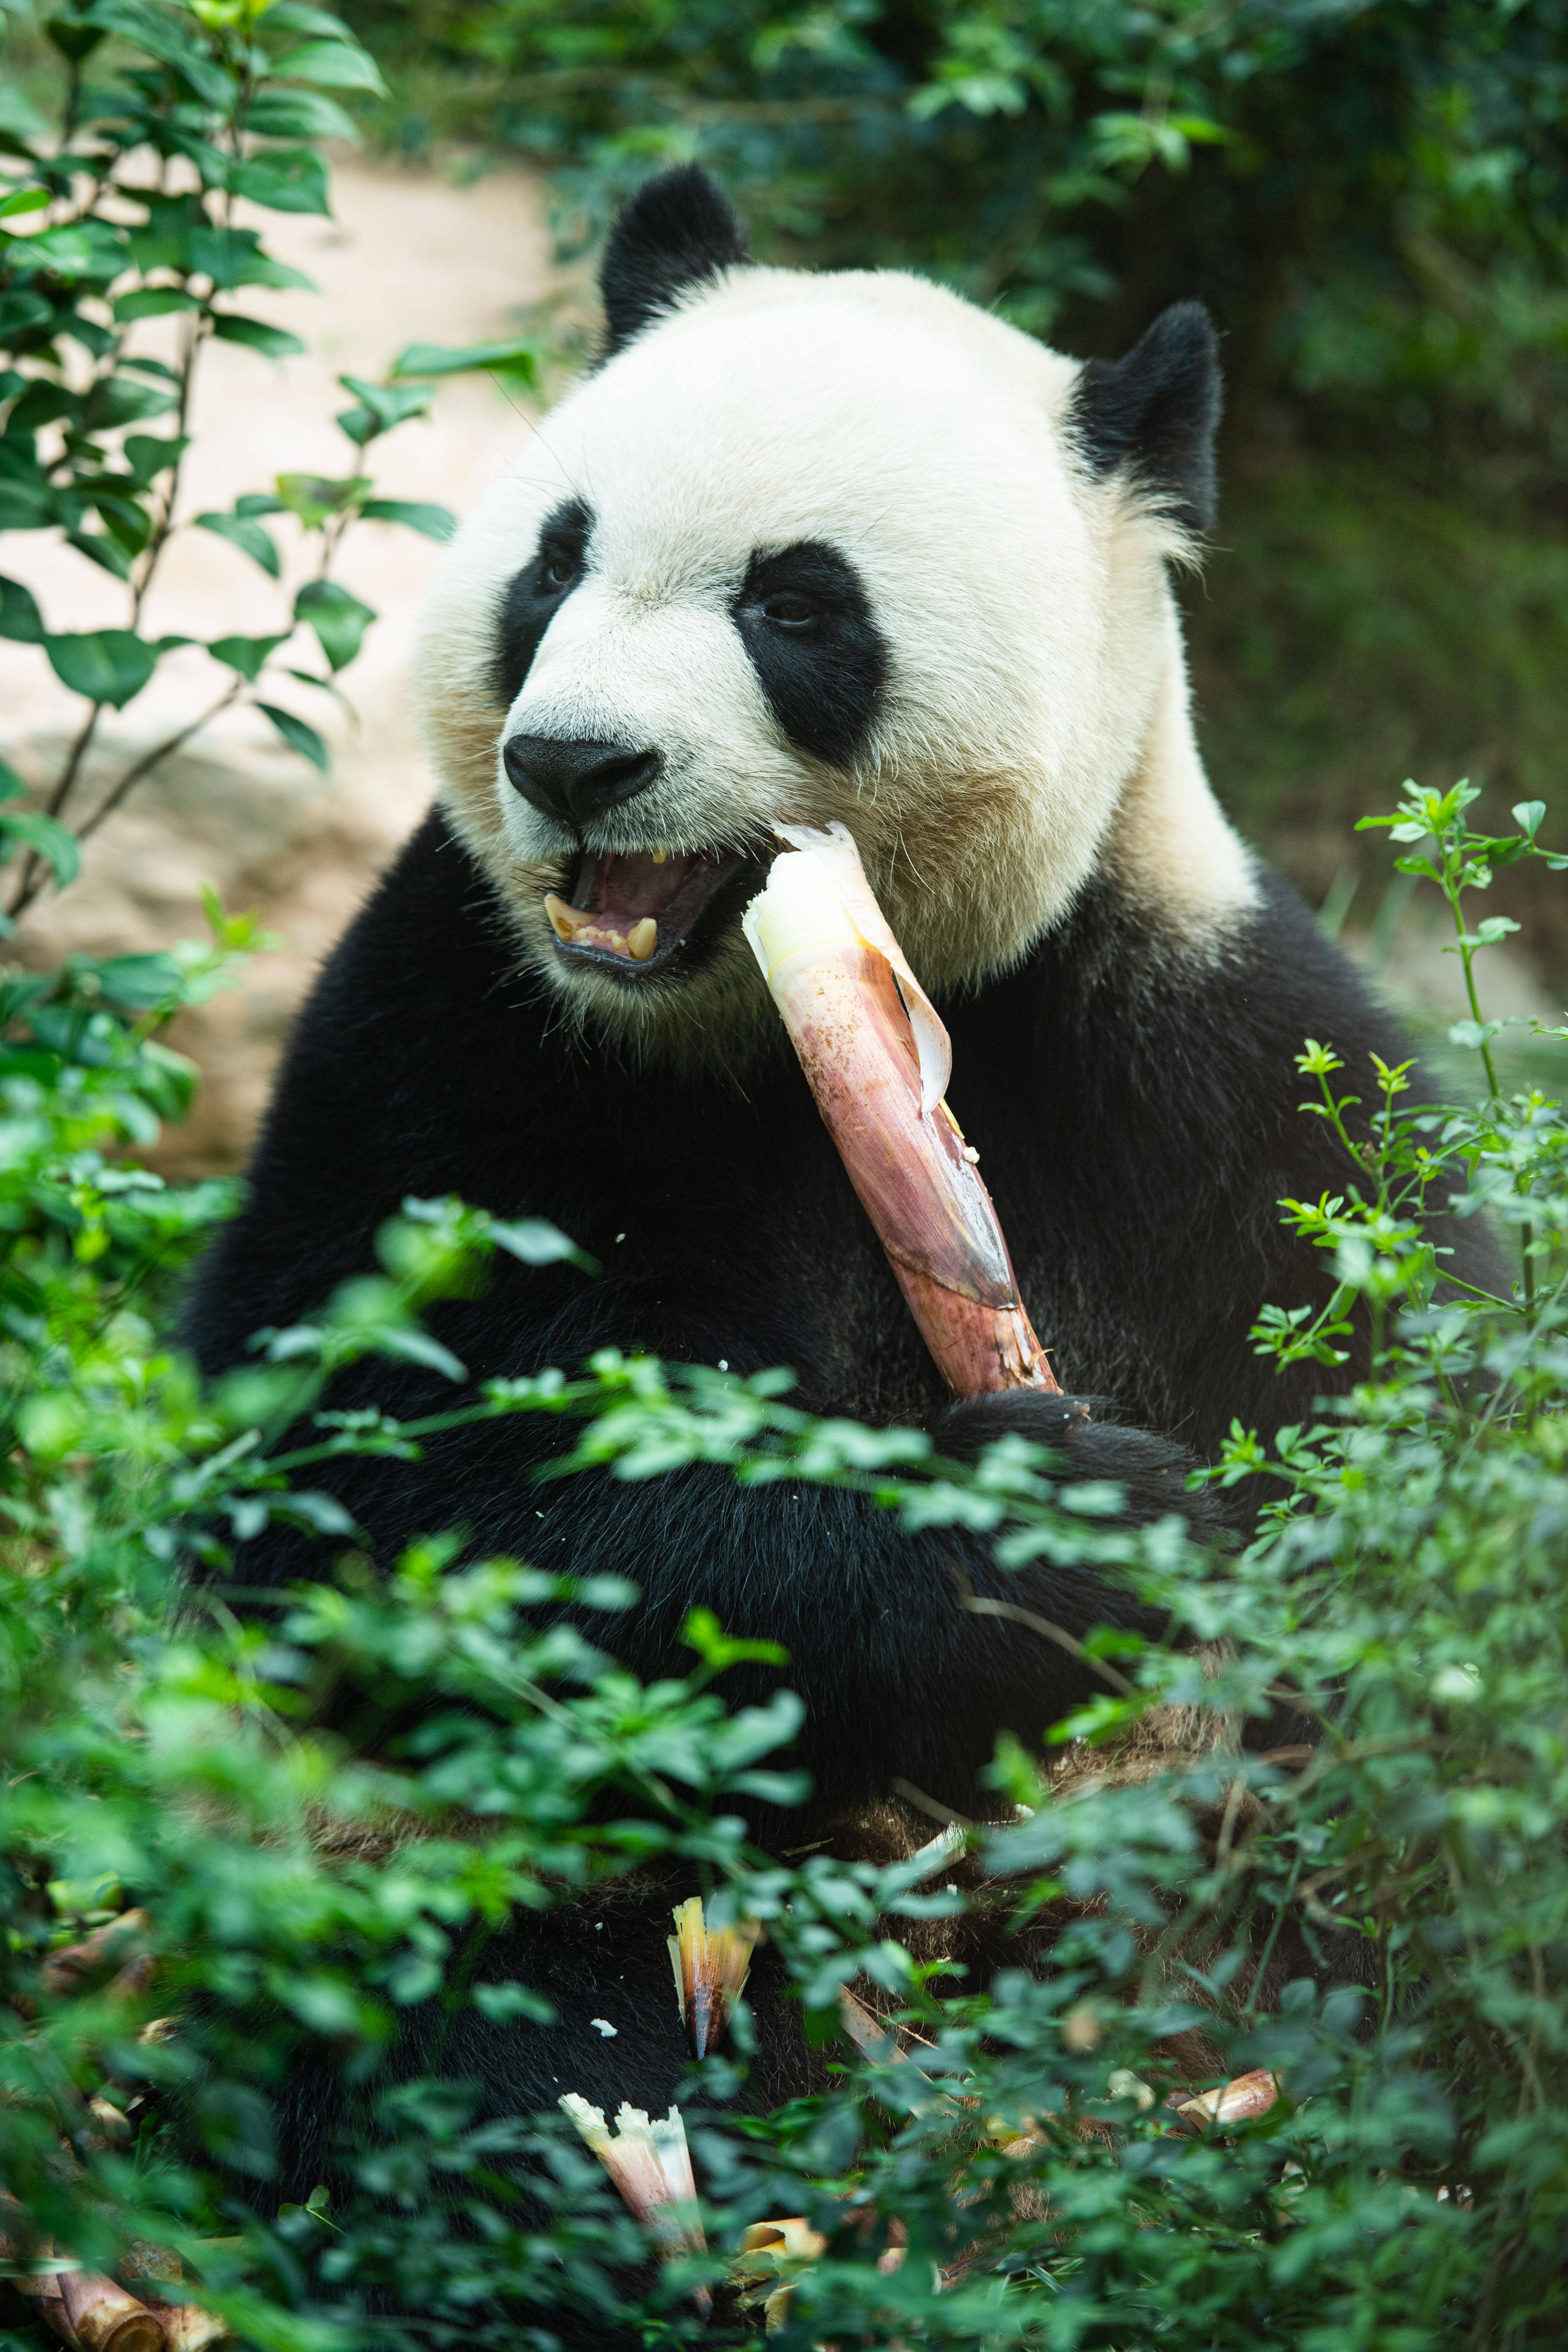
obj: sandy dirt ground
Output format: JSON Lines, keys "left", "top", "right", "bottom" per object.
{"left": 1, "top": 153, "right": 552, "bottom": 1171}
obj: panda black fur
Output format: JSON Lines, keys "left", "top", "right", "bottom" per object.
{"left": 183, "top": 169, "right": 1500, "bottom": 2243}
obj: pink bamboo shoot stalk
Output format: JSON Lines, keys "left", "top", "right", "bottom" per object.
{"left": 743, "top": 824, "right": 1059, "bottom": 1399}
{"left": 558, "top": 2096, "right": 710, "bottom": 2313}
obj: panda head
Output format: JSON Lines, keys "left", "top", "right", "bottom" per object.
{"left": 416, "top": 166, "right": 1251, "bottom": 1059}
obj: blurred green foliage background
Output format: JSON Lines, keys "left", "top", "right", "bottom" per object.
{"left": 340, "top": 0, "right": 1568, "bottom": 962}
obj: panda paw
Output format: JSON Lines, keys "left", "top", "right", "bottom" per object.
{"left": 933, "top": 1388, "right": 1224, "bottom": 1538}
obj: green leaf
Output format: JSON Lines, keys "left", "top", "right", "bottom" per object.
{"left": 0, "top": 479, "right": 52, "bottom": 529}
{"left": 43, "top": 628, "right": 158, "bottom": 708}
{"left": 44, "top": 13, "right": 106, "bottom": 62}
{"left": 259, "top": 1, "right": 358, "bottom": 35}
{"left": 358, "top": 498, "right": 454, "bottom": 542}
{"left": 235, "top": 492, "right": 285, "bottom": 517}
{"left": 231, "top": 251, "right": 317, "bottom": 294}
{"left": 94, "top": 491, "right": 152, "bottom": 556}
{"left": 83, "top": 373, "right": 178, "bottom": 429}
{"left": 113, "top": 286, "right": 201, "bottom": 321}
{"left": 229, "top": 147, "right": 332, "bottom": 218}
{"left": 257, "top": 701, "right": 329, "bottom": 771}
{"left": 391, "top": 338, "right": 540, "bottom": 384}
{"left": 66, "top": 528, "right": 134, "bottom": 580}
{"left": 0, "top": 185, "right": 50, "bottom": 219}
{"left": 211, "top": 313, "right": 306, "bottom": 360}
{"left": 275, "top": 471, "right": 368, "bottom": 527}
{"left": 0, "top": 87, "right": 51, "bottom": 147}
{"left": 194, "top": 510, "right": 280, "bottom": 576}
{"left": 682, "top": 1605, "right": 789, "bottom": 1671}
{"left": 14, "top": 219, "right": 124, "bottom": 278}
{"left": 123, "top": 433, "right": 188, "bottom": 484}
{"left": 295, "top": 577, "right": 374, "bottom": 672}
{"left": 487, "top": 1215, "right": 595, "bottom": 1272}
{"left": 0, "top": 289, "right": 52, "bottom": 334}
{"left": 0, "top": 808, "right": 79, "bottom": 885}
{"left": 89, "top": 950, "right": 185, "bottom": 1007}
{"left": 186, "top": 223, "right": 266, "bottom": 287}
{"left": 245, "top": 86, "right": 359, "bottom": 142}
{"left": 209, "top": 633, "right": 286, "bottom": 681}
{"left": 335, "top": 375, "right": 433, "bottom": 432}
{"left": 270, "top": 37, "right": 387, "bottom": 93}
{"left": 8, "top": 380, "right": 79, "bottom": 433}
{"left": 0, "top": 575, "right": 44, "bottom": 644}
{"left": 80, "top": 0, "right": 234, "bottom": 106}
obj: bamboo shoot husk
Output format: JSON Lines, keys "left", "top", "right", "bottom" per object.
{"left": 667, "top": 1897, "right": 759, "bottom": 2058}
{"left": 743, "top": 825, "right": 1059, "bottom": 1399}
{"left": 1168, "top": 2067, "right": 1280, "bottom": 2133}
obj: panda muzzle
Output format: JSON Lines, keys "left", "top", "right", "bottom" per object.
{"left": 543, "top": 847, "right": 743, "bottom": 974}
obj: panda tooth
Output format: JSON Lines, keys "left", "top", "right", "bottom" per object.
{"left": 543, "top": 893, "right": 584, "bottom": 942}
{"left": 627, "top": 917, "right": 658, "bottom": 962}
{"left": 651, "top": 848, "right": 668, "bottom": 865}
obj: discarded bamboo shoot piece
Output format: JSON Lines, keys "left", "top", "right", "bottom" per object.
{"left": 558, "top": 2096, "right": 710, "bottom": 2312}
{"left": 1167, "top": 2067, "right": 1280, "bottom": 2134}
{"left": 667, "top": 1896, "right": 759, "bottom": 2058}
{"left": 156, "top": 2303, "right": 232, "bottom": 2352}
{"left": 743, "top": 824, "right": 1059, "bottom": 1399}
{"left": 57, "top": 2272, "right": 166, "bottom": 2352}
{"left": 729, "top": 2217, "right": 828, "bottom": 2332}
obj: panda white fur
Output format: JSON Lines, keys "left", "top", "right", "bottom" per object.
{"left": 185, "top": 168, "right": 1498, "bottom": 2285}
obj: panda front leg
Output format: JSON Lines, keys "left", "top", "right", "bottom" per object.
{"left": 512, "top": 1393, "right": 1222, "bottom": 1835}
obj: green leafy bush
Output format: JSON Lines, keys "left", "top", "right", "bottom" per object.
{"left": 1, "top": 781, "right": 1567, "bottom": 2347}
{"left": 0, "top": 0, "right": 541, "bottom": 927}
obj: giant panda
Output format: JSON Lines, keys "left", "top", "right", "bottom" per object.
{"left": 184, "top": 166, "right": 1497, "bottom": 2257}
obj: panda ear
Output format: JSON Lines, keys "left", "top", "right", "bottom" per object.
{"left": 1068, "top": 302, "right": 1222, "bottom": 534}
{"left": 599, "top": 166, "right": 751, "bottom": 357}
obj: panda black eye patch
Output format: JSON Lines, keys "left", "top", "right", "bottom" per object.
{"left": 733, "top": 540, "right": 887, "bottom": 769}
{"left": 491, "top": 498, "right": 594, "bottom": 708}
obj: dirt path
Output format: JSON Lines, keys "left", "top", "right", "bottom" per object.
{"left": 1, "top": 154, "right": 551, "bottom": 1172}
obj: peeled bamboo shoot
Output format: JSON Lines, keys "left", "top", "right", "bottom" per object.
{"left": 743, "top": 824, "right": 1058, "bottom": 1398}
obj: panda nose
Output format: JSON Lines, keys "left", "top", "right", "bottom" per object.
{"left": 503, "top": 734, "right": 662, "bottom": 828}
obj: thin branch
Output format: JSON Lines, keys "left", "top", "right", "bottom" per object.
{"left": 73, "top": 678, "right": 244, "bottom": 849}
{"left": 961, "top": 1592, "right": 1138, "bottom": 1696}
{"left": 6, "top": 702, "right": 104, "bottom": 917}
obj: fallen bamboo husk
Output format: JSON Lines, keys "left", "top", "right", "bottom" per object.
{"left": 42, "top": 1911, "right": 155, "bottom": 2004}
{"left": 558, "top": 2096, "right": 710, "bottom": 2313}
{"left": 1167, "top": 2067, "right": 1280, "bottom": 2133}
{"left": 729, "top": 2217, "right": 828, "bottom": 2332}
{"left": 743, "top": 824, "right": 1059, "bottom": 1399}
{"left": 667, "top": 1897, "right": 760, "bottom": 2059}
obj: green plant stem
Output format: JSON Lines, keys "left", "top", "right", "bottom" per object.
{"left": 71, "top": 679, "right": 245, "bottom": 851}
{"left": 1445, "top": 863, "right": 1536, "bottom": 1313}
{"left": 6, "top": 702, "right": 104, "bottom": 918}
{"left": 131, "top": 308, "right": 208, "bottom": 622}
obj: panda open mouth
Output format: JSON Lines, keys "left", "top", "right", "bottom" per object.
{"left": 544, "top": 848, "right": 747, "bottom": 976}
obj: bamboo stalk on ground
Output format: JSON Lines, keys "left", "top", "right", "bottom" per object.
{"left": 743, "top": 824, "right": 1059, "bottom": 1399}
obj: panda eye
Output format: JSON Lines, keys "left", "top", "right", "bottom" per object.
{"left": 761, "top": 592, "right": 822, "bottom": 632}
{"left": 541, "top": 552, "right": 580, "bottom": 593}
